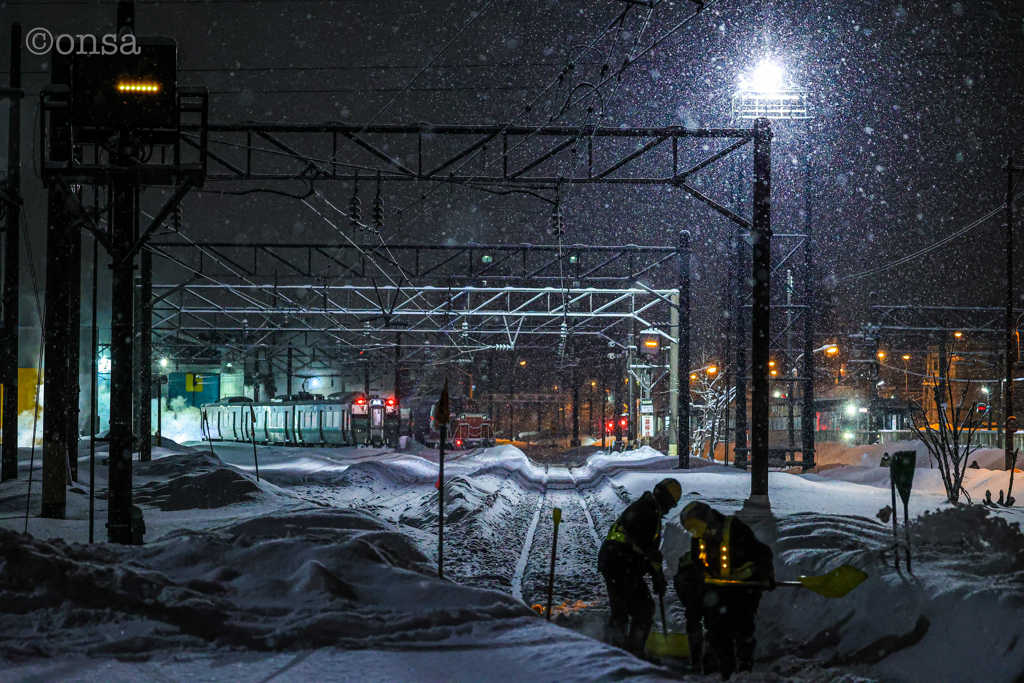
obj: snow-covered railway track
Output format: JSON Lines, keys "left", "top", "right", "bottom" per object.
{"left": 515, "top": 466, "right": 606, "bottom": 613}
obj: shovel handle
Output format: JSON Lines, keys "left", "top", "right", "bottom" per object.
{"left": 704, "top": 578, "right": 799, "bottom": 589}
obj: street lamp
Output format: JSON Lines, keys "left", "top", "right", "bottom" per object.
{"left": 730, "top": 57, "right": 812, "bottom": 504}
{"left": 902, "top": 354, "right": 911, "bottom": 395}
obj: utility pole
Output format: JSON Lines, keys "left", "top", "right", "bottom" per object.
{"left": 394, "top": 332, "right": 402, "bottom": 425}
{"left": 67, "top": 226, "right": 83, "bottom": 479}
{"left": 749, "top": 118, "right": 773, "bottom": 502}
{"left": 668, "top": 292, "right": 679, "bottom": 457}
{"left": 1006, "top": 157, "right": 1018, "bottom": 469}
{"left": 287, "top": 346, "right": 294, "bottom": 395}
{"left": 1, "top": 23, "right": 22, "bottom": 482}
{"left": 41, "top": 51, "right": 73, "bottom": 519}
{"left": 786, "top": 270, "right": 795, "bottom": 452}
{"left": 139, "top": 248, "right": 153, "bottom": 462}
{"left": 733, "top": 225, "right": 749, "bottom": 469}
{"left": 107, "top": 160, "right": 138, "bottom": 543}
{"left": 570, "top": 363, "right": 580, "bottom": 447}
{"left": 801, "top": 156, "right": 817, "bottom": 470}
{"left": 678, "top": 230, "right": 691, "bottom": 468}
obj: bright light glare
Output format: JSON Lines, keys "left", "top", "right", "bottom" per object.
{"left": 842, "top": 431, "right": 854, "bottom": 441}
{"left": 742, "top": 60, "right": 785, "bottom": 93}
{"left": 159, "top": 357, "right": 169, "bottom": 368}
{"left": 826, "top": 345, "right": 839, "bottom": 355}
{"left": 98, "top": 356, "right": 112, "bottom": 374}
{"left": 845, "top": 404, "right": 857, "bottom": 416}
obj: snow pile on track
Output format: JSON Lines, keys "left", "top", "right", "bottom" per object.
{"left": 132, "top": 468, "right": 262, "bottom": 511}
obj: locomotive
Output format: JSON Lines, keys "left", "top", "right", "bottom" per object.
{"left": 410, "top": 395, "right": 496, "bottom": 449}
{"left": 200, "top": 392, "right": 400, "bottom": 447}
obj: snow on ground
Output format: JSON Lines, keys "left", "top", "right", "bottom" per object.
{"left": 2, "top": 438, "right": 1023, "bottom": 682}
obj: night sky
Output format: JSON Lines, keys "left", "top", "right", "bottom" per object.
{"left": 2, "top": 0, "right": 1024, "bottom": 363}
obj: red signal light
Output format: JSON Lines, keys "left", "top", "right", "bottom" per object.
{"left": 620, "top": 418, "right": 628, "bottom": 427}
{"left": 356, "top": 398, "right": 366, "bottom": 405}
{"left": 386, "top": 397, "right": 395, "bottom": 406}
{"left": 606, "top": 420, "right": 614, "bottom": 432}
{"left": 455, "top": 439, "right": 463, "bottom": 448}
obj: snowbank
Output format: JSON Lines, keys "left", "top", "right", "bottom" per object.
{"left": 0, "top": 509, "right": 679, "bottom": 683}
{"left": 754, "top": 507, "right": 1024, "bottom": 683}
{"left": 817, "top": 439, "right": 1011, "bottom": 471}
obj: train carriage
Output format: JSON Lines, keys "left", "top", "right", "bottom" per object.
{"left": 200, "top": 391, "right": 399, "bottom": 448}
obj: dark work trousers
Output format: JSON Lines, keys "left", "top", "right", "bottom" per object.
{"left": 599, "top": 540, "right": 655, "bottom": 656}
{"left": 702, "top": 586, "right": 762, "bottom": 680}
{"left": 674, "top": 575, "right": 706, "bottom": 667}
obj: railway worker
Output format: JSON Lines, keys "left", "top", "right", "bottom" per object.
{"left": 598, "top": 478, "right": 682, "bottom": 657}
{"left": 677, "top": 501, "right": 775, "bottom": 680}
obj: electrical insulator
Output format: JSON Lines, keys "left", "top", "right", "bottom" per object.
{"left": 172, "top": 202, "right": 182, "bottom": 231}
{"left": 349, "top": 178, "right": 362, "bottom": 232}
{"left": 551, "top": 204, "right": 565, "bottom": 237}
{"left": 372, "top": 190, "right": 384, "bottom": 233}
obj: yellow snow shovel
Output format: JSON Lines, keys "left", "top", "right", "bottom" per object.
{"left": 705, "top": 564, "right": 868, "bottom": 599}
{"left": 645, "top": 593, "right": 690, "bottom": 659}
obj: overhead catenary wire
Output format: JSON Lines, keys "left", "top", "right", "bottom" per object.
{"left": 839, "top": 190, "right": 1024, "bottom": 283}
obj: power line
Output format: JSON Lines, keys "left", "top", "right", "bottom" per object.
{"left": 839, "top": 192, "right": 1024, "bottom": 282}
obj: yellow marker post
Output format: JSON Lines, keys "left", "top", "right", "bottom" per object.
{"left": 544, "top": 507, "right": 562, "bottom": 621}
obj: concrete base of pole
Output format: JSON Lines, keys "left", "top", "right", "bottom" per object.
{"left": 741, "top": 495, "right": 772, "bottom": 516}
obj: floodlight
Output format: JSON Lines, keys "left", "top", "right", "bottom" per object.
{"left": 159, "top": 357, "right": 168, "bottom": 368}
{"left": 745, "top": 60, "right": 784, "bottom": 93}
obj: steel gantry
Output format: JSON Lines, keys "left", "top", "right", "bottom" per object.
{"left": 148, "top": 118, "right": 775, "bottom": 474}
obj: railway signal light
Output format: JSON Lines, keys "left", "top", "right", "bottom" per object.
{"left": 71, "top": 37, "right": 178, "bottom": 143}
{"left": 638, "top": 329, "right": 661, "bottom": 358}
